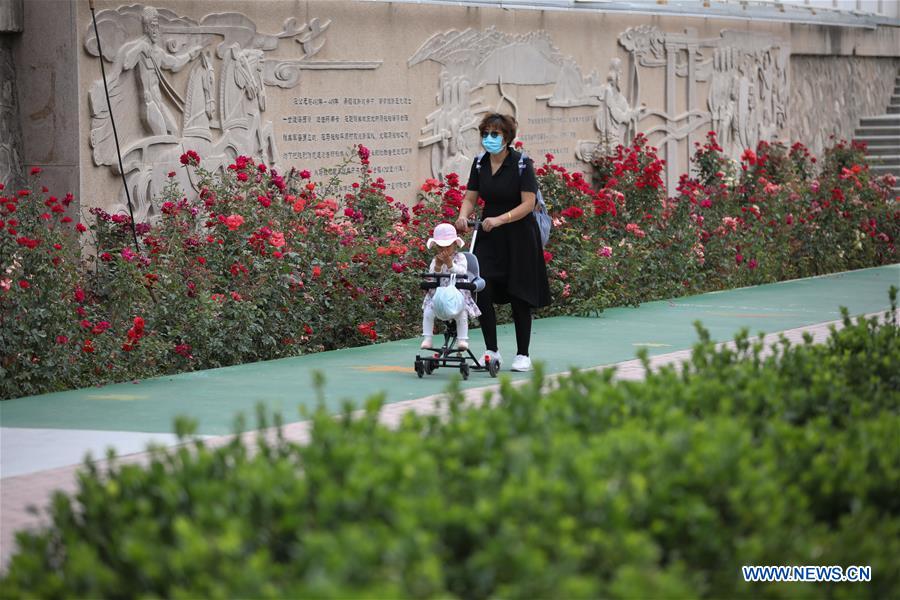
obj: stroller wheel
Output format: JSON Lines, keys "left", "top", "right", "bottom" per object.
{"left": 415, "top": 359, "right": 424, "bottom": 378}
{"left": 488, "top": 358, "right": 500, "bottom": 377}
{"left": 424, "top": 359, "right": 436, "bottom": 375}
{"left": 459, "top": 364, "right": 469, "bottom": 380}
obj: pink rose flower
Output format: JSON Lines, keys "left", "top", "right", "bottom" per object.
{"left": 225, "top": 214, "right": 245, "bottom": 231}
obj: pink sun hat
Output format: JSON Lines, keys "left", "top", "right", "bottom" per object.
{"left": 426, "top": 223, "right": 464, "bottom": 249}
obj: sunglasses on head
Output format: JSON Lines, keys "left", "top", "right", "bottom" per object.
{"left": 482, "top": 131, "right": 502, "bottom": 139}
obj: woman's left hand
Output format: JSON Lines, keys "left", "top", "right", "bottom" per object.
{"left": 482, "top": 217, "right": 502, "bottom": 232}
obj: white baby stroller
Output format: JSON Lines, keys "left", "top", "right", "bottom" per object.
{"left": 414, "top": 220, "right": 500, "bottom": 379}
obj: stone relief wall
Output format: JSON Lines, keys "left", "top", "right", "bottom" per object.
{"left": 789, "top": 56, "right": 900, "bottom": 156}
{"left": 409, "top": 27, "right": 587, "bottom": 180}
{"left": 83, "top": 5, "right": 380, "bottom": 221}
{"left": 579, "top": 27, "right": 789, "bottom": 190}
{"left": 410, "top": 25, "right": 789, "bottom": 191}
{"left": 64, "top": 2, "right": 900, "bottom": 218}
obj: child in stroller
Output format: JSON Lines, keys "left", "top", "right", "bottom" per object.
{"left": 415, "top": 221, "right": 500, "bottom": 379}
{"left": 421, "top": 223, "right": 480, "bottom": 351}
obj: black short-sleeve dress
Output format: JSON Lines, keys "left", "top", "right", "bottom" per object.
{"left": 466, "top": 150, "right": 552, "bottom": 308}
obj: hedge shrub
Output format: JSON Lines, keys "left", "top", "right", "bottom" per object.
{"left": 2, "top": 290, "right": 898, "bottom": 598}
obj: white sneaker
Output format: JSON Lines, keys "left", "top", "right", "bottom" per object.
{"left": 511, "top": 354, "right": 532, "bottom": 372}
{"left": 420, "top": 336, "right": 433, "bottom": 349}
{"left": 457, "top": 339, "right": 469, "bottom": 351}
{"left": 483, "top": 350, "right": 502, "bottom": 369}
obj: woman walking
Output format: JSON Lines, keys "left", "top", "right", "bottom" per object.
{"left": 455, "top": 113, "right": 551, "bottom": 372}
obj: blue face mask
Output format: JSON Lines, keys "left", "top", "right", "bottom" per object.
{"left": 482, "top": 132, "right": 505, "bottom": 154}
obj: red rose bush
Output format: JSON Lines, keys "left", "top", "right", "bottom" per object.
{"left": 1, "top": 138, "right": 896, "bottom": 399}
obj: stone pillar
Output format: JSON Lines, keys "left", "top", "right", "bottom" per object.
{"left": 0, "top": 0, "right": 24, "bottom": 191}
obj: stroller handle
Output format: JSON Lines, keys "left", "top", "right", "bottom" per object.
{"left": 420, "top": 280, "right": 476, "bottom": 291}
{"left": 418, "top": 272, "right": 475, "bottom": 291}
{"left": 418, "top": 272, "right": 468, "bottom": 280}
{"left": 461, "top": 218, "right": 481, "bottom": 253}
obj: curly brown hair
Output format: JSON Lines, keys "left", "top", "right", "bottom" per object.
{"left": 478, "top": 113, "right": 517, "bottom": 146}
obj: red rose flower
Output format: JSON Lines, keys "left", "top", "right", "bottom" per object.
{"left": 560, "top": 206, "right": 584, "bottom": 219}
{"left": 357, "top": 321, "right": 377, "bottom": 340}
{"left": 179, "top": 150, "right": 201, "bottom": 167}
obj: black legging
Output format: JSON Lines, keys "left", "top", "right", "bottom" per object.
{"left": 476, "top": 280, "right": 532, "bottom": 356}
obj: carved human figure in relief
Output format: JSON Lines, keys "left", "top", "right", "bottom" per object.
{"left": 733, "top": 50, "right": 767, "bottom": 153}
{"left": 424, "top": 70, "right": 480, "bottom": 180}
{"left": 220, "top": 45, "right": 278, "bottom": 165}
{"left": 182, "top": 51, "right": 218, "bottom": 141}
{"left": 595, "top": 58, "right": 644, "bottom": 147}
{"left": 756, "top": 50, "right": 780, "bottom": 142}
{"left": 709, "top": 47, "right": 739, "bottom": 151}
{"left": 443, "top": 75, "right": 479, "bottom": 179}
{"left": 430, "top": 70, "right": 455, "bottom": 178}
{"left": 115, "top": 6, "right": 202, "bottom": 136}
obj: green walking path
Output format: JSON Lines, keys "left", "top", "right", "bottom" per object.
{"left": 2, "top": 264, "right": 897, "bottom": 435}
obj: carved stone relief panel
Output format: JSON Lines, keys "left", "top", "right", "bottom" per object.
{"left": 83, "top": 4, "right": 381, "bottom": 221}
{"left": 0, "top": 38, "right": 24, "bottom": 191}
{"left": 789, "top": 56, "right": 900, "bottom": 157}
{"left": 409, "top": 24, "right": 789, "bottom": 191}
{"left": 580, "top": 26, "right": 789, "bottom": 190}
{"left": 73, "top": 3, "right": 897, "bottom": 212}
{"left": 409, "top": 27, "right": 588, "bottom": 180}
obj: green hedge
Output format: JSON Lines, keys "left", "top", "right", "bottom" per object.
{"left": 2, "top": 290, "right": 898, "bottom": 599}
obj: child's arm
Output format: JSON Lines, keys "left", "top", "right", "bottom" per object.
{"left": 424, "top": 258, "right": 438, "bottom": 285}
{"left": 451, "top": 253, "right": 468, "bottom": 275}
